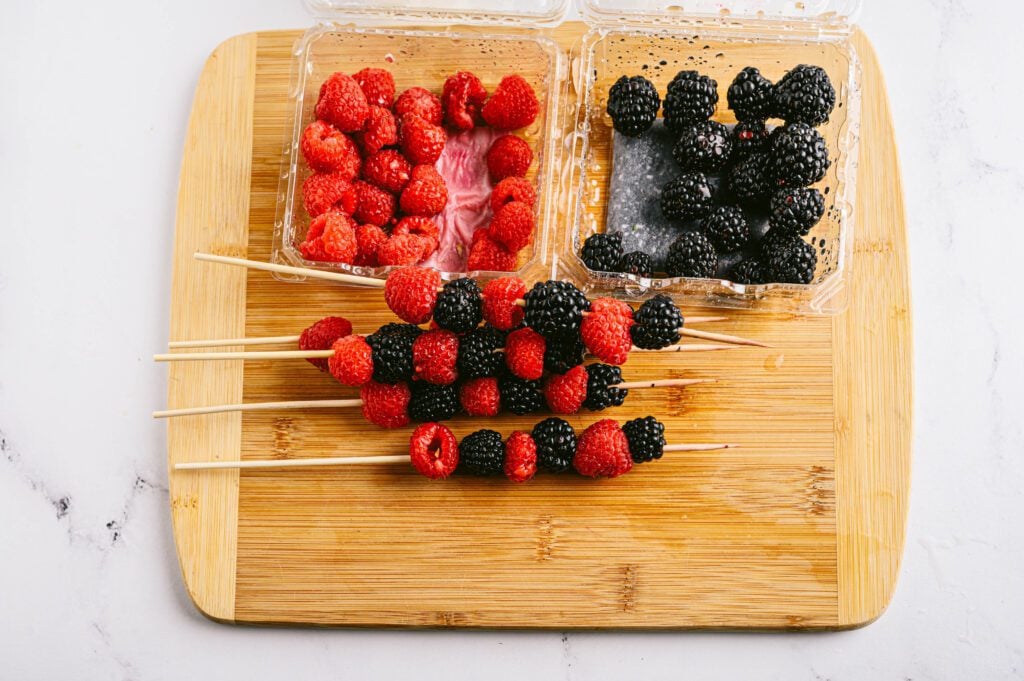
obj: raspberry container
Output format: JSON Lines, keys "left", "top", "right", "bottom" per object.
{"left": 271, "top": 0, "right": 570, "bottom": 285}
{"left": 561, "top": 0, "right": 863, "bottom": 314}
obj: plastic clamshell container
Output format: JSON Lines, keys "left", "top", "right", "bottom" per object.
{"left": 562, "top": 0, "right": 863, "bottom": 314}
{"left": 271, "top": 0, "right": 569, "bottom": 286}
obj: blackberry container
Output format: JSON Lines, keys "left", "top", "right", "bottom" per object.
{"left": 561, "top": 0, "right": 863, "bottom": 314}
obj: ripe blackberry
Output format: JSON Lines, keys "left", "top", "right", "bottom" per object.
{"left": 366, "top": 322, "right": 421, "bottom": 384}
{"left": 663, "top": 70, "right": 718, "bottom": 132}
{"left": 731, "top": 119, "right": 770, "bottom": 157}
{"left": 408, "top": 382, "right": 458, "bottom": 422}
{"left": 456, "top": 325, "right": 505, "bottom": 379}
{"left": 499, "top": 374, "right": 544, "bottom": 415}
{"left": 618, "top": 251, "right": 653, "bottom": 278}
{"left": 630, "top": 294, "right": 683, "bottom": 349}
{"left": 727, "top": 66, "right": 774, "bottom": 123}
{"left": 544, "top": 334, "right": 586, "bottom": 374}
{"left": 729, "top": 258, "right": 766, "bottom": 285}
{"left": 434, "top": 278, "right": 483, "bottom": 333}
{"left": 458, "top": 429, "right": 505, "bottom": 476}
{"left": 531, "top": 417, "right": 577, "bottom": 473}
{"left": 660, "top": 172, "right": 715, "bottom": 221}
{"left": 584, "top": 363, "right": 628, "bottom": 412}
{"left": 606, "top": 75, "right": 660, "bottom": 137}
{"left": 672, "top": 120, "right": 733, "bottom": 172}
{"left": 728, "top": 152, "right": 774, "bottom": 206}
{"left": 770, "top": 123, "right": 830, "bottom": 188}
{"left": 701, "top": 205, "right": 751, "bottom": 253}
{"left": 773, "top": 64, "right": 835, "bottom": 126}
{"left": 769, "top": 187, "right": 825, "bottom": 236}
{"left": 765, "top": 236, "right": 818, "bottom": 284}
{"left": 622, "top": 416, "right": 666, "bottom": 463}
{"left": 580, "top": 232, "right": 624, "bottom": 272}
{"left": 665, "top": 231, "right": 718, "bottom": 278}
{"left": 523, "top": 280, "right": 591, "bottom": 340}
{"left": 759, "top": 226, "right": 795, "bottom": 256}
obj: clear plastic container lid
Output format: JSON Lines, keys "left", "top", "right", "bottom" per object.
{"left": 579, "top": 0, "right": 860, "bottom": 31}
{"left": 306, "top": 0, "right": 569, "bottom": 27}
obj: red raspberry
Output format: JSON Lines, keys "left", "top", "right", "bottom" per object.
{"left": 590, "top": 297, "right": 633, "bottom": 317}
{"left": 354, "top": 223, "right": 387, "bottom": 266}
{"left": 352, "top": 67, "right": 395, "bottom": 108}
{"left": 353, "top": 181, "right": 396, "bottom": 227}
{"left": 395, "top": 87, "right": 442, "bottom": 126}
{"left": 327, "top": 334, "right": 373, "bottom": 386}
{"left": 467, "top": 230, "right": 518, "bottom": 272}
{"left": 442, "top": 71, "right": 487, "bottom": 130}
{"left": 412, "top": 329, "right": 459, "bottom": 384}
{"left": 315, "top": 72, "right": 370, "bottom": 133}
{"left": 300, "top": 120, "right": 361, "bottom": 175}
{"left": 400, "top": 165, "right": 448, "bottom": 217}
{"left": 392, "top": 216, "right": 441, "bottom": 254}
{"left": 299, "top": 233, "right": 328, "bottom": 261}
{"left": 489, "top": 201, "right": 535, "bottom": 252}
{"left": 504, "top": 327, "right": 545, "bottom": 381}
{"left": 574, "top": 420, "right": 633, "bottom": 478}
{"left": 302, "top": 172, "right": 359, "bottom": 217}
{"left": 319, "top": 212, "right": 358, "bottom": 263}
{"left": 481, "top": 277, "right": 526, "bottom": 330}
{"left": 459, "top": 377, "right": 500, "bottom": 417}
{"left": 360, "top": 380, "right": 411, "bottom": 429}
{"left": 490, "top": 176, "right": 536, "bottom": 213}
{"left": 486, "top": 135, "right": 533, "bottom": 182}
{"left": 408, "top": 422, "right": 459, "bottom": 480}
{"left": 378, "top": 233, "right": 429, "bottom": 266}
{"left": 399, "top": 114, "right": 447, "bottom": 166}
{"left": 543, "top": 365, "right": 589, "bottom": 415}
{"left": 384, "top": 266, "right": 441, "bottom": 323}
{"left": 481, "top": 75, "right": 540, "bottom": 131}
{"left": 581, "top": 298, "right": 634, "bottom": 366}
{"left": 363, "top": 149, "right": 412, "bottom": 194}
{"left": 357, "top": 105, "right": 398, "bottom": 156}
{"left": 504, "top": 431, "right": 538, "bottom": 483}
{"left": 298, "top": 316, "right": 352, "bottom": 372}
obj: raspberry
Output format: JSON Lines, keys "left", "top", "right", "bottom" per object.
{"left": 489, "top": 201, "right": 534, "bottom": 252}
{"left": 504, "top": 327, "right": 545, "bottom": 381}
{"left": 486, "top": 135, "right": 533, "bottom": 182}
{"left": 315, "top": 72, "right": 370, "bottom": 133}
{"left": 352, "top": 67, "right": 395, "bottom": 108}
{"left": 399, "top": 114, "right": 447, "bottom": 166}
{"left": 302, "top": 172, "right": 358, "bottom": 217}
{"left": 359, "top": 380, "right": 411, "bottom": 429}
{"left": 300, "top": 120, "right": 361, "bottom": 175}
{"left": 504, "top": 431, "right": 537, "bottom": 483}
{"left": 481, "top": 75, "right": 540, "bottom": 130}
{"left": 434, "top": 278, "right": 483, "bottom": 333}
{"left": 363, "top": 149, "right": 412, "bottom": 194}
{"left": 459, "top": 376, "right": 500, "bottom": 417}
{"left": 457, "top": 326, "right": 505, "bottom": 379}
{"left": 357, "top": 105, "right": 398, "bottom": 156}
{"left": 409, "top": 382, "right": 458, "bottom": 422}
{"left": 499, "top": 375, "right": 544, "bottom": 415}
{"left": 580, "top": 297, "right": 634, "bottom": 366}
{"left": 400, "top": 165, "right": 448, "bottom": 217}
{"left": 442, "top": 71, "right": 487, "bottom": 131}
{"left": 590, "top": 296, "right": 633, "bottom": 318}
{"left": 481, "top": 277, "right": 526, "bottom": 330}
{"left": 467, "top": 230, "right": 518, "bottom": 272}
{"left": 320, "top": 212, "right": 358, "bottom": 263}
{"left": 490, "top": 176, "right": 536, "bottom": 214}
{"left": 413, "top": 329, "right": 459, "bottom": 384}
{"left": 298, "top": 316, "right": 352, "bottom": 372}
{"left": 532, "top": 417, "right": 577, "bottom": 473}
{"left": 354, "top": 223, "right": 387, "bottom": 266}
{"left": 299, "top": 233, "right": 329, "bottom": 261}
{"left": 392, "top": 216, "right": 440, "bottom": 254}
{"left": 395, "top": 87, "right": 442, "bottom": 126}
{"left": 384, "top": 266, "right": 441, "bottom": 324}
{"left": 327, "top": 334, "right": 373, "bottom": 386}
{"left": 352, "top": 181, "right": 396, "bottom": 227}
{"left": 543, "top": 365, "right": 588, "bottom": 415}
{"left": 408, "top": 422, "right": 458, "bottom": 480}
{"left": 458, "top": 429, "right": 505, "bottom": 476}
{"left": 573, "top": 419, "right": 633, "bottom": 478}
{"left": 378, "top": 234, "right": 429, "bottom": 266}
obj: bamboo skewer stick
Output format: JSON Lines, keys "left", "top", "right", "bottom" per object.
{"left": 153, "top": 349, "right": 333, "bottom": 362}
{"left": 168, "top": 335, "right": 301, "bottom": 349}
{"left": 677, "top": 327, "right": 769, "bottom": 348}
{"left": 194, "top": 252, "right": 385, "bottom": 288}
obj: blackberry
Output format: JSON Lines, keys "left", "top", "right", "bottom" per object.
{"left": 458, "top": 429, "right": 505, "bottom": 476}
{"left": 434, "top": 278, "right": 483, "bottom": 333}
{"left": 727, "top": 66, "right": 774, "bottom": 123}
{"left": 366, "top": 322, "right": 421, "bottom": 384}
{"left": 622, "top": 416, "right": 666, "bottom": 463}
{"left": 630, "top": 294, "right": 683, "bottom": 349}
{"left": 731, "top": 119, "right": 770, "bottom": 157}
{"left": 701, "top": 205, "right": 750, "bottom": 253}
{"left": 765, "top": 236, "right": 818, "bottom": 284}
{"left": 663, "top": 70, "right": 718, "bottom": 132}
{"left": 672, "top": 120, "right": 732, "bottom": 172}
{"left": 544, "top": 334, "right": 586, "bottom": 374}
{"left": 408, "top": 382, "right": 458, "bottom": 422}
{"left": 727, "top": 152, "right": 774, "bottom": 206}
{"left": 660, "top": 172, "right": 715, "bottom": 221}
{"left": 618, "top": 251, "right": 654, "bottom": 278}
{"left": 584, "top": 363, "right": 628, "bottom": 412}
{"left": 770, "top": 123, "right": 829, "bottom": 188}
{"left": 499, "top": 374, "right": 544, "bottom": 415}
{"left": 729, "top": 258, "right": 767, "bottom": 285}
{"left": 456, "top": 326, "right": 505, "bottom": 379}
{"left": 773, "top": 64, "right": 835, "bottom": 126}
{"left": 523, "top": 280, "right": 591, "bottom": 340}
{"left": 580, "top": 232, "right": 624, "bottom": 272}
{"left": 606, "top": 75, "right": 661, "bottom": 137}
{"left": 769, "top": 187, "right": 825, "bottom": 236}
{"left": 665, "top": 231, "right": 718, "bottom": 278}
{"left": 531, "top": 417, "right": 578, "bottom": 473}
{"left": 759, "top": 226, "right": 796, "bottom": 256}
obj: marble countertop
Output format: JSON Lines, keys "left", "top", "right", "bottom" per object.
{"left": 1, "top": 1, "right": 1021, "bottom": 678}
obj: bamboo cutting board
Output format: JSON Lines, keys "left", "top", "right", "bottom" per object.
{"left": 166, "top": 24, "right": 912, "bottom": 629}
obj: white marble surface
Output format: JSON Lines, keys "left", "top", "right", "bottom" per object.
{"left": 1, "top": 1, "right": 1022, "bottom": 678}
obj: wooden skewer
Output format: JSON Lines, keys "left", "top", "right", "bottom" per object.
{"left": 168, "top": 335, "right": 301, "bottom": 349}
{"left": 154, "top": 349, "right": 333, "bottom": 362}
{"left": 613, "top": 378, "right": 710, "bottom": 390}
{"left": 647, "top": 343, "right": 735, "bottom": 353}
{"left": 194, "top": 252, "right": 385, "bottom": 288}
{"left": 677, "top": 327, "right": 770, "bottom": 348}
